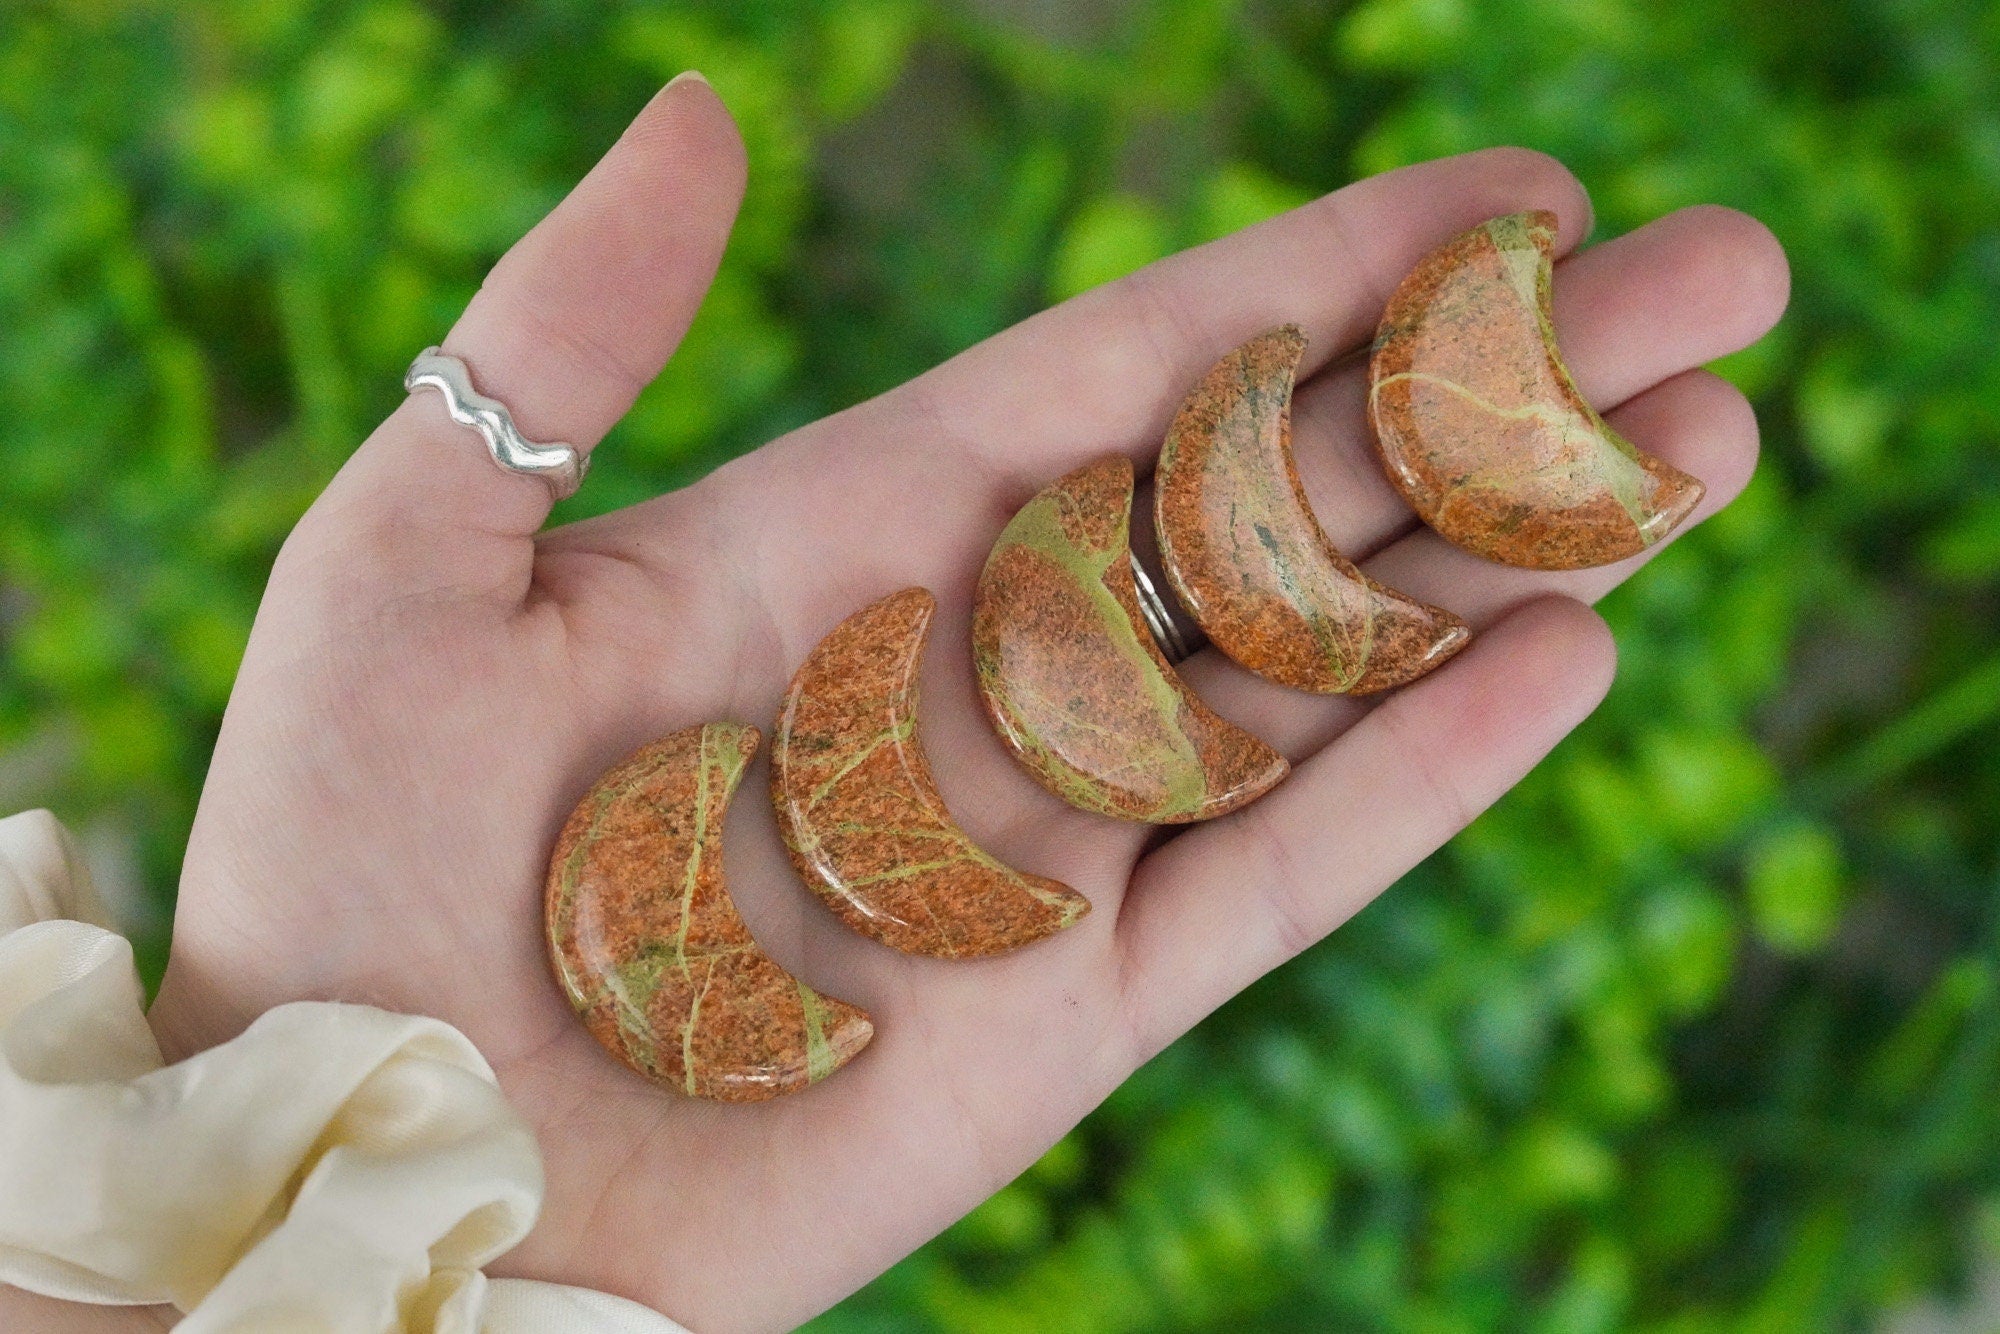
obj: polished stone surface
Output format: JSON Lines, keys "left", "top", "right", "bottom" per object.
{"left": 973, "top": 456, "right": 1289, "bottom": 823}
{"left": 1369, "top": 211, "right": 1705, "bottom": 570}
{"left": 546, "top": 723, "right": 872, "bottom": 1101}
{"left": 1156, "top": 324, "right": 1471, "bottom": 693}
{"left": 773, "top": 587, "right": 1091, "bottom": 957}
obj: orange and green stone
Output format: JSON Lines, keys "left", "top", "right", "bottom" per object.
{"left": 772, "top": 587, "right": 1090, "bottom": 958}
{"left": 1368, "top": 210, "right": 1704, "bottom": 570}
{"left": 545, "top": 722, "right": 872, "bottom": 1102}
{"left": 1156, "top": 323, "right": 1470, "bottom": 694}
{"left": 972, "top": 456, "right": 1288, "bottom": 824}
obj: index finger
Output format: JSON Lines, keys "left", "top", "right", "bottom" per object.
{"left": 894, "top": 145, "right": 1592, "bottom": 492}
{"left": 673, "top": 147, "right": 1591, "bottom": 652}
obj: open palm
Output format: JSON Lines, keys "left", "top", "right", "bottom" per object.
{"left": 127, "top": 77, "right": 1788, "bottom": 1333}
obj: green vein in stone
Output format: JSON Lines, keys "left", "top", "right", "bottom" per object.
{"left": 1483, "top": 216, "right": 1656, "bottom": 531}
{"left": 1488, "top": 214, "right": 1551, "bottom": 324}
{"left": 835, "top": 856, "right": 972, "bottom": 889}
{"left": 553, "top": 753, "right": 672, "bottom": 1011}
{"left": 993, "top": 683, "right": 1196, "bottom": 798}
{"left": 798, "top": 982, "right": 837, "bottom": 1083}
{"left": 681, "top": 955, "right": 720, "bottom": 1096}
{"left": 603, "top": 941, "right": 760, "bottom": 1080}
{"left": 672, "top": 725, "right": 750, "bottom": 981}
{"left": 784, "top": 716, "right": 929, "bottom": 897}
{"left": 804, "top": 714, "right": 917, "bottom": 810}
{"left": 982, "top": 665, "right": 1131, "bottom": 817}
{"left": 611, "top": 945, "right": 670, "bottom": 1075}
{"left": 985, "top": 487, "right": 1210, "bottom": 817}
{"left": 665, "top": 726, "right": 749, "bottom": 1090}
{"left": 1237, "top": 382, "right": 1376, "bottom": 691}
{"left": 828, "top": 822, "right": 957, "bottom": 840}
{"left": 953, "top": 837, "right": 1076, "bottom": 913}
{"left": 1372, "top": 370, "right": 1652, "bottom": 532}
{"left": 1163, "top": 347, "right": 1383, "bottom": 692}
{"left": 999, "top": 669, "right": 1176, "bottom": 816}
{"left": 672, "top": 736, "right": 712, "bottom": 979}
{"left": 789, "top": 689, "right": 1077, "bottom": 934}
{"left": 908, "top": 883, "right": 961, "bottom": 953}
{"left": 833, "top": 813, "right": 1077, "bottom": 918}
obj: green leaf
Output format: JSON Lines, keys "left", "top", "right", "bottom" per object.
{"left": 1193, "top": 163, "right": 1313, "bottom": 244}
{"left": 1743, "top": 819, "right": 1846, "bottom": 955}
{"left": 1630, "top": 880, "right": 1738, "bottom": 1016}
{"left": 177, "top": 86, "right": 276, "bottom": 187}
{"left": 15, "top": 591, "right": 130, "bottom": 690}
{"left": 952, "top": 1183, "right": 1051, "bottom": 1255}
{"left": 1047, "top": 193, "right": 1172, "bottom": 301}
{"left": 1507, "top": 1119, "right": 1619, "bottom": 1209}
{"left": 1633, "top": 1140, "right": 1736, "bottom": 1264}
{"left": 1796, "top": 348, "right": 1896, "bottom": 475}
{"left": 1920, "top": 492, "right": 2000, "bottom": 586}
{"left": 815, "top": 0, "right": 923, "bottom": 121}
{"left": 1862, "top": 958, "right": 1992, "bottom": 1109}
{"left": 1636, "top": 729, "right": 1780, "bottom": 849}
{"left": 1336, "top": 0, "right": 1469, "bottom": 71}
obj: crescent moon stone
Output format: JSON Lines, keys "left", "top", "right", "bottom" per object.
{"left": 545, "top": 723, "right": 872, "bottom": 1102}
{"left": 973, "top": 456, "right": 1289, "bottom": 823}
{"left": 1156, "top": 324, "right": 1471, "bottom": 694}
{"left": 772, "top": 587, "right": 1091, "bottom": 958}
{"left": 1368, "top": 211, "right": 1705, "bottom": 570}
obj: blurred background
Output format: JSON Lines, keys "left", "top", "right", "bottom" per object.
{"left": 3, "top": 0, "right": 1998, "bottom": 1329}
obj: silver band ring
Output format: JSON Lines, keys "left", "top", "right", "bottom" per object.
{"left": 404, "top": 347, "right": 588, "bottom": 502}
{"left": 1130, "top": 558, "right": 1201, "bottom": 664}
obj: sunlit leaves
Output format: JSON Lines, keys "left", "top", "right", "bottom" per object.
{"left": 1743, "top": 820, "right": 1847, "bottom": 955}
{"left": 1047, "top": 193, "right": 1172, "bottom": 301}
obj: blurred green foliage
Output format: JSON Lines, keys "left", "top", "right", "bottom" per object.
{"left": 3, "top": 0, "right": 1998, "bottom": 1328}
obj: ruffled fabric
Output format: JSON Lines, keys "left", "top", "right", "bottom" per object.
{"left": 0, "top": 810, "right": 687, "bottom": 1333}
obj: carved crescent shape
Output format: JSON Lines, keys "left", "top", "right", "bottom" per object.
{"left": 772, "top": 588, "right": 1091, "bottom": 958}
{"left": 1156, "top": 324, "right": 1471, "bottom": 693}
{"left": 1368, "top": 211, "right": 1705, "bottom": 570}
{"left": 546, "top": 723, "right": 872, "bottom": 1102}
{"left": 973, "top": 456, "right": 1290, "bottom": 823}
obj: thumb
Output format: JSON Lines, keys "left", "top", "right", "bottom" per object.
{"left": 316, "top": 73, "right": 747, "bottom": 580}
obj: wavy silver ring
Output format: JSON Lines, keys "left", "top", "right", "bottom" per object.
{"left": 403, "top": 347, "right": 588, "bottom": 501}
{"left": 1130, "top": 558, "right": 1200, "bottom": 664}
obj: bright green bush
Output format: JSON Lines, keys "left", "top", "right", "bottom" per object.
{"left": 3, "top": 1, "right": 1996, "bottom": 1328}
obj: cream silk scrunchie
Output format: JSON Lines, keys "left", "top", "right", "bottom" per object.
{"left": 0, "top": 809, "right": 691, "bottom": 1333}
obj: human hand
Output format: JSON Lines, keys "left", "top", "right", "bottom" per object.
{"left": 135, "top": 74, "right": 1787, "bottom": 1332}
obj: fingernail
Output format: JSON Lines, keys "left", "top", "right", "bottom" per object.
{"left": 666, "top": 70, "right": 711, "bottom": 92}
